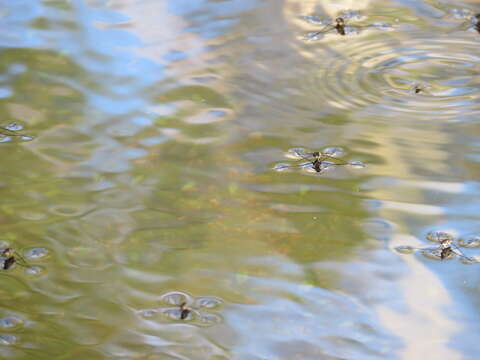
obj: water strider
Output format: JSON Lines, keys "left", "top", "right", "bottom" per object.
{"left": 302, "top": 12, "right": 391, "bottom": 40}
{"left": 310, "top": 17, "right": 348, "bottom": 37}
{"left": 439, "top": 238, "right": 454, "bottom": 260}
{"left": 413, "top": 85, "right": 423, "bottom": 94}
{"left": 411, "top": 84, "right": 431, "bottom": 95}
{"left": 275, "top": 150, "right": 346, "bottom": 173}
{"left": 274, "top": 147, "right": 364, "bottom": 174}
{"left": 396, "top": 232, "right": 479, "bottom": 264}
{"left": 153, "top": 291, "right": 224, "bottom": 325}
{"left": 0, "top": 248, "right": 30, "bottom": 270}
{"left": 179, "top": 302, "right": 191, "bottom": 320}
{"left": 440, "top": 247, "right": 454, "bottom": 260}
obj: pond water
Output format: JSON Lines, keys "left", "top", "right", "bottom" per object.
{"left": 1, "top": 0, "right": 480, "bottom": 359}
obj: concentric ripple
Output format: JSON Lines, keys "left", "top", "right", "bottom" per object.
{"left": 303, "top": 37, "right": 480, "bottom": 120}
{"left": 0, "top": 122, "right": 34, "bottom": 142}
{"left": 139, "top": 291, "right": 224, "bottom": 326}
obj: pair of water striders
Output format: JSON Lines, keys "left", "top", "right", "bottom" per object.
{"left": 304, "top": 11, "right": 480, "bottom": 39}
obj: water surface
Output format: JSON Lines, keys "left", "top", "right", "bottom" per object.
{"left": 1, "top": 0, "right": 480, "bottom": 359}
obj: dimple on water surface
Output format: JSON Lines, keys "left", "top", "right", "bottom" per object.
{"left": 1, "top": 0, "right": 480, "bottom": 359}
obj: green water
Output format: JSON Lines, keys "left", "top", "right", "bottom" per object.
{"left": 1, "top": 0, "right": 480, "bottom": 359}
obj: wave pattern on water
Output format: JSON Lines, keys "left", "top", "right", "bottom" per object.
{"left": 299, "top": 37, "right": 480, "bottom": 121}
{"left": 2, "top": 0, "right": 480, "bottom": 359}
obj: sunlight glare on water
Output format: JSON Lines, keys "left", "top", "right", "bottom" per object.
{"left": 1, "top": 0, "right": 480, "bottom": 359}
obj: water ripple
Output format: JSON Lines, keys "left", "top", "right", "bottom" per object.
{"left": 301, "top": 36, "right": 480, "bottom": 120}
{"left": 139, "top": 291, "right": 224, "bottom": 326}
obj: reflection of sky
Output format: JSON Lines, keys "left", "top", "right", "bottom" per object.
{"left": 167, "top": 0, "right": 260, "bottom": 39}
{"left": 5, "top": 1, "right": 163, "bottom": 113}
{"left": 0, "top": 1, "right": 172, "bottom": 179}
{"left": 167, "top": 0, "right": 259, "bottom": 17}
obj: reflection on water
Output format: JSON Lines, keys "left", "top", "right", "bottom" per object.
{"left": 1, "top": 0, "right": 480, "bottom": 358}
{"left": 0, "top": 122, "right": 33, "bottom": 142}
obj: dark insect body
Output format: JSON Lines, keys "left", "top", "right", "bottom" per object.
{"left": 283, "top": 150, "right": 348, "bottom": 173}
{"left": 309, "top": 152, "right": 336, "bottom": 173}
{"left": 273, "top": 147, "right": 365, "bottom": 175}
{"left": 3, "top": 257, "right": 15, "bottom": 270}
{"left": 475, "top": 14, "right": 480, "bottom": 33}
{"left": 440, "top": 247, "right": 454, "bottom": 260}
{"left": 334, "top": 17, "right": 346, "bottom": 35}
{"left": 309, "top": 17, "right": 347, "bottom": 38}
{"left": 439, "top": 239, "right": 454, "bottom": 260}
{"left": 179, "top": 302, "right": 190, "bottom": 320}
{"left": 0, "top": 248, "right": 29, "bottom": 270}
